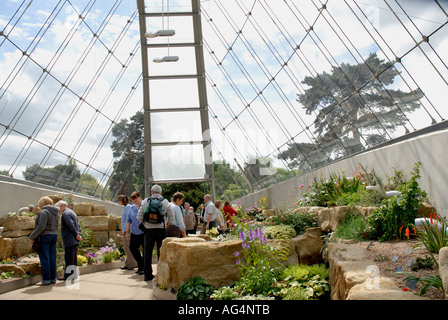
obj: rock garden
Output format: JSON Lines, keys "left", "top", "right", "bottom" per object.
{"left": 156, "top": 162, "right": 448, "bottom": 300}
{"left": 1, "top": 161, "right": 447, "bottom": 300}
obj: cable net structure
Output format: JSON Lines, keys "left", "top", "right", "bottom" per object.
{"left": 0, "top": 0, "right": 447, "bottom": 201}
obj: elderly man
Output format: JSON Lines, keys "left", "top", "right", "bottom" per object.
{"left": 56, "top": 200, "right": 82, "bottom": 281}
{"left": 201, "top": 194, "right": 216, "bottom": 234}
{"left": 137, "top": 184, "right": 174, "bottom": 281}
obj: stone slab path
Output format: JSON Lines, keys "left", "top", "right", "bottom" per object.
{"left": 0, "top": 265, "right": 157, "bottom": 300}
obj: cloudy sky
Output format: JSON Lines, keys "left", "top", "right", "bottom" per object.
{"left": 0, "top": 0, "right": 447, "bottom": 186}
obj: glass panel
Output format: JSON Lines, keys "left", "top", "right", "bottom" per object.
{"left": 147, "top": 46, "right": 197, "bottom": 76}
{"left": 151, "top": 144, "right": 205, "bottom": 181}
{"left": 150, "top": 111, "right": 203, "bottom": 143}
{"left": 149, "top": 78, "right": 199, "bottom": 109}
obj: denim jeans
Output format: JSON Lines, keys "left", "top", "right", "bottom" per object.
{"left": 38, "top": 234, "right": 58, "bottom": 284}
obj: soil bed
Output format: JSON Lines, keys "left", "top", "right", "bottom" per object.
{"left": 351, "top": 239, "right": 443, "bottom": 300}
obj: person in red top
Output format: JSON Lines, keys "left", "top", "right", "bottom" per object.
{"left": 222, "top": 201, "right": 238, "bottom": 229}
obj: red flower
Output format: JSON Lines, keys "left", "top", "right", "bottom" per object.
{"left": 430, "top": 213, "right": 433, "bottom": 225}
{"left": 405, "top": 227, "right": 410, "bottom": 239}
{"left": 402, "top": 287, "right": 409, "bottom": 291}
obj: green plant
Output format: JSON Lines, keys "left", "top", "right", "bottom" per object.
{"left": 263, "top": 225, "right": 297, "bottom": 239}
{"left": 267, "top": 210, "right": 317, "bottom": 235}
{"left": 278, "top": 264, "right": 330, "bottom": 300}
{"left": 413, "top": 213, "right": 448, "bottom": 267}
{"left": 410, "top": 256, "right": 434, "bottom": 271}
{"left": 366, "top": 162, "right": 426, "bottom": 241}
{"left": 176, "top": 277, "right": 214, "bottom": 300}
{"left": 210, "top": 286, "right": 240, "bottom": 300}
{"left": 78, "top": 220, "right": 93, "bottom": 248}
{"left": 234, "top": 227, "right": 289, "bottom": 296}
{"left": 333, "top": 213, "right": 367, "bottom": 241}
{"left": 399, "top": 273, "right": 445, "bottom": 297}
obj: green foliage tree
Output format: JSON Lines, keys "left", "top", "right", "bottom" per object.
{"left": 279, "top": 52, "right": 423, "bottom": 169}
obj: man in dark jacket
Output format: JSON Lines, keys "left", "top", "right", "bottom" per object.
{"left": 56, "top": 201, "right": 82, "bottom": 281}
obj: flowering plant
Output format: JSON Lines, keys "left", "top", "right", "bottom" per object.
{"left": 85, "top": 252, "right": 97, "bottom": 265}
{"left": 77, "top": 255, "right": 87, "bottom": 266}
{"left": 206, "top": 227, "right": 219, "bottom": 238}
{"left": 98, "top": 239, "right": 121, "bottom": 263}
{"left": 234, "top": 227, "right": 289, "bottom": 296}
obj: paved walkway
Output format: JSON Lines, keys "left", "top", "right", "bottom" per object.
{"left": 0, "top": 265, "right": 158, "bottom": 300}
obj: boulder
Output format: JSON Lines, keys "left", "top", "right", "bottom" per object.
{"left": 72, "top": 202, "right": 92, "bottom": 216}
{"left": 261, "top": 209, "right": 275, "bottom": 218}
{"left": 17, "top": 256, "right": 41, "bottom": 275}
{"left": 10, "top": 236, "right": 33, "bottom": 257}
{"left": 317, "top": 208, "right": 331, "bottom": 232}
{"left": 0, "top": 216, "right": 35, "bottom": 232}
{"left": 1, "top": 229, "right": 33, "bottom": 238}
{"left": 0, "top": 236, "right": 13, "bottom": 259}
{"left": 157, "top": 237, "right": 241, "bottom": 290}
{"left": 439, "top": 246, "right": 448, "bottom": 300}
{"left": 0, "top": 264, "right": 26, "bottom": 277}
{"left": 323, "top": 242, "right": 367, "bottom": 300}
{"left": 92, "top": 205, "right": 107, "bottom": 216}
{"left": 292, "top": 227, "right": 323, "bottom": 265}
{"left": 346, "top": 277, "right": 429, "bottom": 300}
{"left": 92, "top": 231, "right": 109, "bottom": 247}
{"left": 78, "top": 216, "right": 109, "bottom": 231}
{"left": 108, "top": 216, "right": 122, "bottom": 232}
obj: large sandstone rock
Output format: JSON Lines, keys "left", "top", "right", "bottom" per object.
{"left": 324, "top": 242, "right": 368, "bottom": 300}
{"left": 0, "top": 264, "right": 26, "bottom": 277}
{"left": 108, "top": 216, "right": 122, "bottom": 232}
{"left": 346, "top": 277, "right": 429, "bottom": 300}
{"left": 78, "top": 216, "right": 109, "bottom": 231}
{"left": 10, "top": 236, "right": 33, "bottom": 257}
{"left": 0, "top": 216, "right": 35, "bottom": 233}
{"left": 72, "top": 202, "right": 93, "bottom": 216}
{"left": 439, "top": 246, "right": 448, "bottom": 300}
{"left": 92, "top": 205, "right": 107, "bottom": 216}
{"left": 92, "top": 231, "right": 109, "bottom": 247}
{"left": 292, "top": 227, "right": 323, "bottom": 265}
{"left": 157, "top": 237, "right": 242, "bottom": 290}
{"left": 0, "top": 236, "right": 13, "bottom": 259}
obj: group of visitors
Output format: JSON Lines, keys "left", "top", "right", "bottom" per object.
{"left": 29, "top": 196, "right": 82, "bottom": 286}
{"left": 28, "top": 185, "right": 240, "bottom": 286}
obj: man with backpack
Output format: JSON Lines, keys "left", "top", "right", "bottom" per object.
{"left": 137, "top": 184, "right": 174, "bottom": 281}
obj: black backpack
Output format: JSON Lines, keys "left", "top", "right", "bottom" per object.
{"left": 143, "top": 197, "right": 165, "bottom": 224}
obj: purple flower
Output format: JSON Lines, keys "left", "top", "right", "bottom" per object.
{"left": 248, "top": 229, "right": 255, "bottom": 241}
{"left": 236, "top": 259, "right": 240, "bottom": 265}
{"left": 243, "top": 242, "right": 250, "bottom": 250}
{"left": 260, "top": 235, "right": 268, "bottom": 245}
{"left": 239, "top": 231, "right": 246, "bottom": 241}
{"left": 234, "top": 251, "right": 240, "bottom": 258}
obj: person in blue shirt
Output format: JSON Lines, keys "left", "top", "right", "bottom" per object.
{"left": 118, "top": 195, "right": 137, "bottom": 270}
{"left": 126, "top": 191, "right": 145, "bottom": 275}
{"left": 166, "top": 192, "right": 187, "bottom": 238}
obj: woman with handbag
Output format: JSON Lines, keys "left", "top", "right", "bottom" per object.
{"left": 29, "top": 196, "right": 60, "bottom": 286}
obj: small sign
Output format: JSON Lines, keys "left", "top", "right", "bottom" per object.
{"left": 392, "top": 255, "right": 399, "bottom": 262}
{"left": 395, "top": 265, "right": 403, "bottom": 272}
{"left": 406, "top": 279, "right": 418, "bottom": 290}
{"left": 406, "top": 259, "right": 415, "bottom": 268}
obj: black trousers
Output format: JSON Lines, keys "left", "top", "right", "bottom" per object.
{"left": 64, "top": 244, "right": 78, "bottom": 280}
{"left": 143, "top": 228, "right": 165, "bottom": 279}
{"left": 129, "top": 233, "right": 144, "bottom": 272}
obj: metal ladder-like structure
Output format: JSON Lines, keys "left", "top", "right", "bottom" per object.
{"left": 136, "top": 0, "right": 216, "bottom": 200}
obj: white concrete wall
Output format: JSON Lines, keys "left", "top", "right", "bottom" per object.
{"left": 234, "top": 128, "right": 448, "bottom": 218}
{"left": 0, "top": 180, "right": 123, "bottom": 218}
